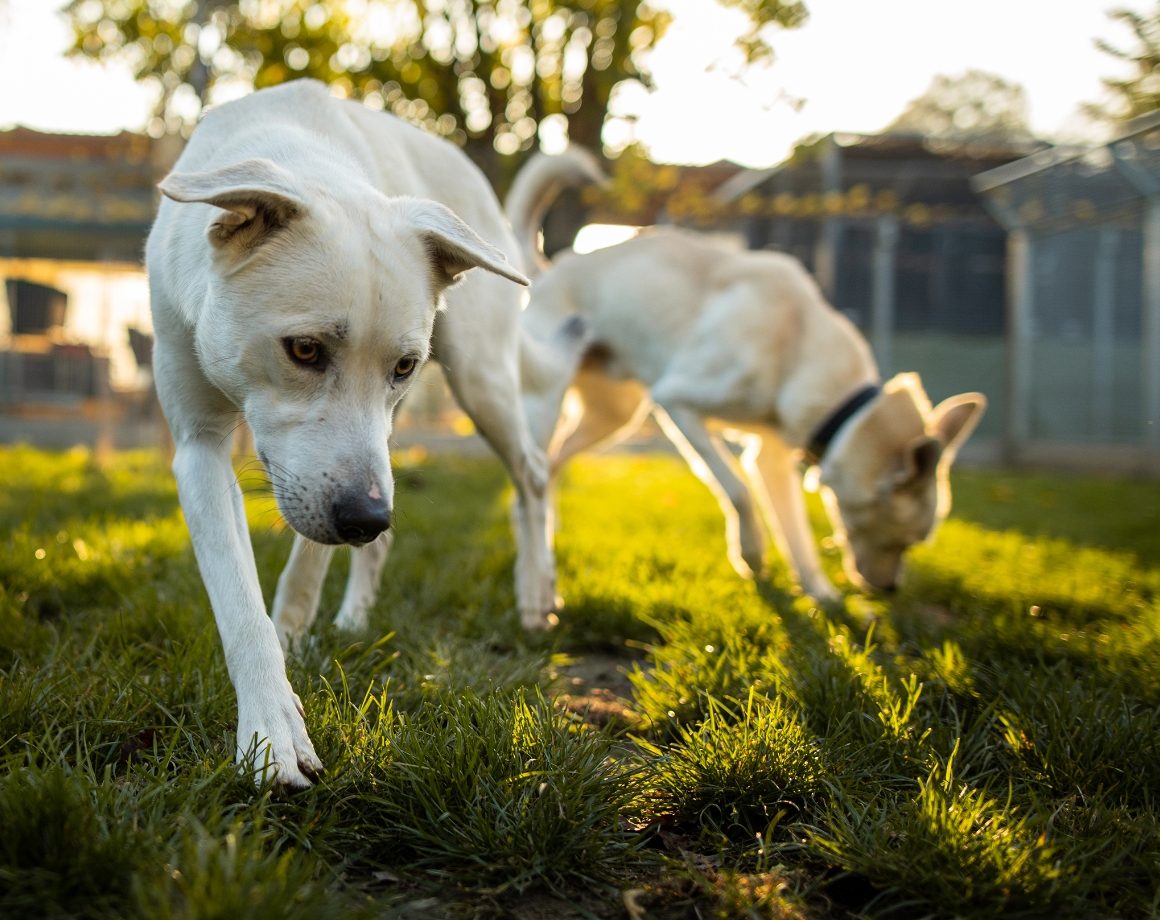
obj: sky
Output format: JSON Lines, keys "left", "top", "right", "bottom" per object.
{"left": 0, "top": 0, "right": 1143, "bottom": 167}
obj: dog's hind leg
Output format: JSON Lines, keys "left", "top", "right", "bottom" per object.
{"left": 272, "top": 535, "right": 336, "bottom": 650}
{"left": 650, "top": 404, "right": 766, "bottom": 579}
{"left": 548, "top": 370, "right": 651, "bottom": 472}
{"left": 520, "top": 317, "right": 593, "bottom": 454}
{"left": 741, "top": 430, "right": 839, "bottom": 601}
{"left": 437, "top": 329, "right": 558, "bottom": 630}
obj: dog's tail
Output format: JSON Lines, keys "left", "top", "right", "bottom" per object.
{"left": 519, "top": 313, "right": 595, "bottom": 450}
{"left": 505, "top": 147, "right": 607, "bottom": 279}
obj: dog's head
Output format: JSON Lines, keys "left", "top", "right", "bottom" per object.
{"left": 817, "top": 373, "right": 985, "bottom": 592}
{"left": 159, "top": 157, "right": 527, "bottom": 545}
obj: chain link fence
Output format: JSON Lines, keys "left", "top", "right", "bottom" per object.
{"left": 973, "top": 111, "right": 1160, "bottom": 472}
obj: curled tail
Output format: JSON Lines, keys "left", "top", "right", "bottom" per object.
{"left": 504, "top": 147, "right": 607, "bottom": 279}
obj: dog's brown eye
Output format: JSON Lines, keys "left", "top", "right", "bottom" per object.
{"left": 284, "top": 336, "right": 325, "bottom": 369}
{"left": 393, "top": 356, "right": 418, "bottom": 381}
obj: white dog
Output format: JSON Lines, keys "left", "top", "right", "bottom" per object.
{"left": 510, "top": 150, "right": 986, "bottom": 600}
{"left": 147, "top": 80, "right": 557, "bottom": 787}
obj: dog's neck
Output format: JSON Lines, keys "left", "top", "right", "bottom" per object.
{"left": 802, "top": 384, "right": 881, "bottom": 465}
{"left": 773, "top": 301, "right": 881, "bottom": 452}
{"left": 776, "top": 366, "right": 881, "bottom": 452}
{"left": 774, "top": 360, "right": 880, "bottom": 454}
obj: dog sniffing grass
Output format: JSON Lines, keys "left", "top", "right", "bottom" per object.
{"left": 2, "top": 445, "right": 1159, "bottom": 917}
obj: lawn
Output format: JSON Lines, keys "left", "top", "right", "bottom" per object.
{"left": 1, "top": 444, "right": 1158, "bottom": 918}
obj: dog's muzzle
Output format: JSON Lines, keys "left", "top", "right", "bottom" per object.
{"left": 332, "top": 490, "right": 392, "bottom": 544}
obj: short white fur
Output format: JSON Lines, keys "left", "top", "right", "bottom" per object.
{"left": 148, "top": 80, "right": 556, "bottom": 787}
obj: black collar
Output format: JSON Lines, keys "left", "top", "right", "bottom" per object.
{"left": 804, "top": 384, "right": 880, "bottom": 466}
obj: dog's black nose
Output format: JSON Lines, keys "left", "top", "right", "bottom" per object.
{"left": 333, "top": 492, "right": 391, "bottom": 543}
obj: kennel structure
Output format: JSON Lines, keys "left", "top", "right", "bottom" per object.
{"left": 972, "top": 111, "right": 1160, "bottom": 472}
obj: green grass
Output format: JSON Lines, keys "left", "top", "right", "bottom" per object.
{"left": 1, "top": 443, "right": 1159, "bottom": 918}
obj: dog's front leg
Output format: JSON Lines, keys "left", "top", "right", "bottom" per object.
{"left": 272, "top": 534, "right": 393, "bottom": 647}
{"left": 651, "top": 404, "right": 767, "bottom": 579}
{"left": 741, "top": 431, "right": 839, "bottom": 602}
{"left": 172, "top": 436, "right": 323, "bottom": 787}
{"left": 272, "top": 535, "right": 336, "bottom": 650}
{"left": 333, "top": 535, "right": 394, "bottom": 633}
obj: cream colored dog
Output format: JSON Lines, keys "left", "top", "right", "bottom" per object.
{"left": 511, "top": 149, "right": 986, "bottom": 600}
{"left": 147, "top": 80, "right": 556, "bottom": 787}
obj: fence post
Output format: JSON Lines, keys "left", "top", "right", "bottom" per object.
{"left": 1143, "top": 201, "right": 1160, "bottom": 457}
{"left": 870, "top": 213, "right": 898, "bottom": 375}
{"left": 1006, "top": 227, "right": 1034, "bottom": 463}
{"left": 1092, "top": 226, "right": 1118, "bottom": 442}
{"left": 814, "top": 139, "right": 843, "bottom": 301}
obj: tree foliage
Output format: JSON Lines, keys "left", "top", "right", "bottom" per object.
{"left": 65, "top": 0, "right": 808, "bottom": 185}
{"left": 886, "top": 69, "right": 1034, "bottom": 144}
{"left": 1085, "top": 4, "right": 1160, "bottom": 125}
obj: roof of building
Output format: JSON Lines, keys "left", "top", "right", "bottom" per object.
{"left": 714, "top": 130, "right": 1047, "bottom": 204}
{"left": 972, "top": 109, "right": 1160, "bottom": 193}
{"left": 0, "top": 128, "right": 180, "bottom": 263}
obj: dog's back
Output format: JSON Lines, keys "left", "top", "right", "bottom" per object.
{"left": 529, "top": 227, "right": 839, "bottom": 388}
{"left": 176, "top": 80, "right": 500, "bottom": 221}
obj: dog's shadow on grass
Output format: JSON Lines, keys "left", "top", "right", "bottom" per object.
{"left": 753, "top": 577, "right": 884, "bottom": 644}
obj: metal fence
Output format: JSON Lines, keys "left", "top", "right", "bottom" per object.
{"left": 775, "top": 215, "right": 1010, "bottom": 452}
{"left": 698, "top": 132, "right": 1030, "bottom": 459}
{"left": 972, "top": 112, "right": 1160, "bottom": 473}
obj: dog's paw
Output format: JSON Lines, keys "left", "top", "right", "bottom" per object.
{"left": 515, "top": 560, "right": 559, "bottom": 632}
{"left": 272, "top": 604, "right": 312, "bottom": 653}
{"left": 726, "top": 519, "right": 766, "bottom": 580}
{"left": 803, "top": 578, "right": 841, "bottom": 604}
{"left": 332, "top": 598, "right": 370, "bottom": 634}
{"left": 728, "top": 551, "right": 765, "bottom": 580}
{"left": 236, "top": 685, "right": 324, "bottom": 789}
{"left": 520, "top": 607, "right": 560, "bottom": 631}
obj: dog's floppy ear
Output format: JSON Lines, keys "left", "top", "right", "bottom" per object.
{"left": 159, "top": 158, "right": 305, "bottom": 249}
{"left": 930, "top": 392, "right": 987, "bottom": 462}
{"left": 397, "top": 199, "right": 529, "bottom": 291}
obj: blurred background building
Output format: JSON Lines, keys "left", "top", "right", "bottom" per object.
{"left": 0, "top": 128, "right": 170, "bottom": 449}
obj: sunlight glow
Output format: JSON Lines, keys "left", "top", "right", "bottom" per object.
{"left": 572, "top": 224, "right": 640, "bottom": 254}
{"left": 0, "top": 0, "right": 1138, "bottom": 165}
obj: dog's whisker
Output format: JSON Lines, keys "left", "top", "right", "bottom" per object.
{"left": 262, "top": 459, "right": 302, "bottom": 485}
{"left": 218, "top": 416, "right": 249, "bottom": 449}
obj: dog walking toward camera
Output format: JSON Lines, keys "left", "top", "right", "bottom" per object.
{"left": 511, "top": 148, "right": 986, "bottom": 601}
{"left": 147, "top": 79, "right": 558, "bottom": 787}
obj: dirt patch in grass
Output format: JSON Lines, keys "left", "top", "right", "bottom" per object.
{"left": 552, "top": 652, "right": 642, "bottom": 730}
